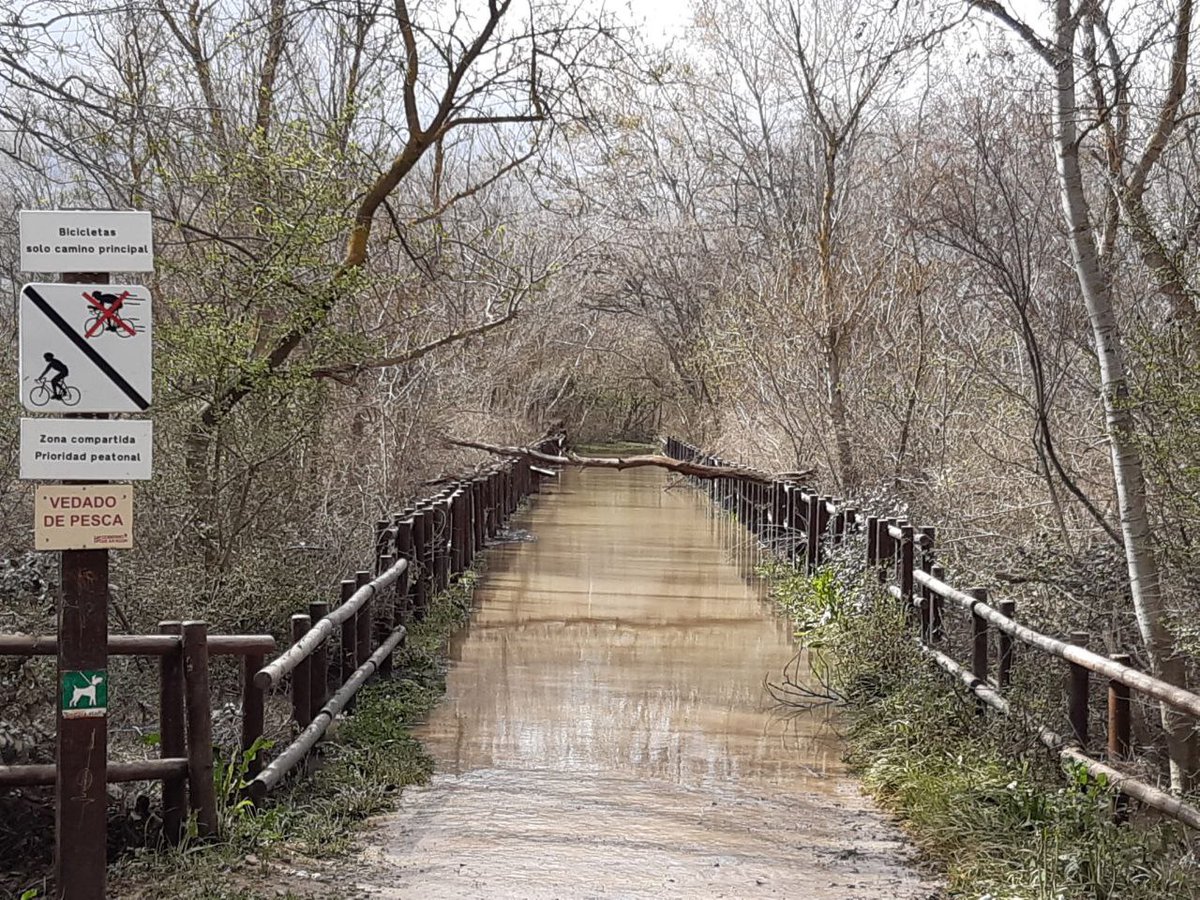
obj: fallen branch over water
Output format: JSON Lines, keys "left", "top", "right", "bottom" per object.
{"left": 444, "top": 437, "right": 814, "bottom": 485}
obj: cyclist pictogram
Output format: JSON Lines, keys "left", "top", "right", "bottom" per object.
{"left": 83, "top": 290, "right": 139, "bottom": 338}
{"left": 19, "top": 282, "right": 153, "bottom": 413}
{"left": 29, "top": 352, "right": 81, "bottom": 406}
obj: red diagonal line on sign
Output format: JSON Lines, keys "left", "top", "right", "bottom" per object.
{"left": 83, "top": 291, "right": 136, "bottom": 337}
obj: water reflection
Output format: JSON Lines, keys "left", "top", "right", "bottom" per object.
{"left": 360, "top": 467, "right": 934, "bottom": 899}
{"left": 418, "top": 467, "right": 843, "bottom": 790}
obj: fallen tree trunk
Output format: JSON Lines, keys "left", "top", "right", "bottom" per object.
{"left": 444, "top": 437, "right": 813, "bottom": 485}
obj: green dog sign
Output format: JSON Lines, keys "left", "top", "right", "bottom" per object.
{"left": 61, "top": 669, "right": 108, "bottom": 718}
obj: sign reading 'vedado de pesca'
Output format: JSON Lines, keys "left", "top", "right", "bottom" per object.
{"left": 19, "top": 210, "right": 154, "bottom": 272}
{"left": 35, "top": 485, "right": 133, "bottom": 550}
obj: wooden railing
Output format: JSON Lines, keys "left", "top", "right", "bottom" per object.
{"left": 246, "top": 444, "right": 555, "bottom": 802}
{"left": 664, "top": 436, "right": 1200, "bottom": 828}
{"left": 0, "top": 436, "right": 558, "bottom": 874}
{"left": 0, "top": 626, "right": 276, "bottom": 841}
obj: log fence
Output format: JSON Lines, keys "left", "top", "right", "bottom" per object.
{"left": 246, "top": 447, "right": 552, "bottom": 802}
{"left": 0, "top": 626, "right": 276, "bottom": 841}
{"left": 0, "top": 440, "right": 556, "bottom": 888}
{"left": 664, "top": 436, "right": 1200, "bottom": 829}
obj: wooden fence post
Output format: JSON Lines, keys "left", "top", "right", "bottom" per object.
{"left": 242, "top": 650, "right": 265, "bottom": 779}
{"left": 472, "top": 478, "right": 486, "bottom": 552}
{"left": 412, "top": 507, "right": 428, "bottom": 618}
{"left": 899, "top": 523, "right": 915, "bottom": 623}
{"left": 1109, "top": 652, "right": 1133, "bottom": 821}
{"left": 159, "top": 620, "right": 186, "bottom": 844}
{"left": 340, "top": 579, "right": 357, "bottom": 709}
{"left": 930, "top": 563, "right": 946, "bottom": 643}
{"left": 377, "top": 554, "right": 395, "bottom": 677}
{"left": 866, "top": 515, "right": 879, "bottom": 568}
{"left": 806, "top": 494, "right": 820, "bottom": 573}
{"left": 395, "top": 519, "right": 414, "bottom": 621}
{"left": 919, "top": 526, "right": 936, "bottom": 642}
{"left": 1069, "top": 631, "right": 1091, "bottom": 747}
{"left": 969, "top": 588, "right": 989, "bottom": 715}
{"left": 291, "top": 614, "right": 312, "bottom": 728}
{"left": 356, "top": 570, "right": 372, "bottom": 669}
{"left": 181, "top": 621, "right": 219, "bottom": 838}
{"left": 1108, "top": 653, "right": 1132, "bottom": 759}
{"left": 997, "top": 599, "right": 1015, "bottom": 688}
{"left": 308, "top": 600, "right": 330, "bottom": 717}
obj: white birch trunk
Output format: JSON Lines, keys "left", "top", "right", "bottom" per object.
{"left": 1050, "top": 0, "right": 1196, "bottom": 792}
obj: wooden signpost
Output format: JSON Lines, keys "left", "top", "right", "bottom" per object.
{"left": 18, "top": 210, "right": 154, "bottom": 900}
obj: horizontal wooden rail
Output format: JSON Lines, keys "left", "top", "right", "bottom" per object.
{"left": 0, "top": 757, "right": 188, "bottom": 789}
{"left": 0, "top": 634, "right": 276, "bottom": 657}
{"left": 254, "top": 558, "right": 408, "bottom": 690}
{"left": 923, "top": 644, "right": 1200, "bottom": 829}
{"left": 248, "top": 626, "right": 407, "bottom": 802}
{"left": 914, "top": 570, "right": 1200, "bottom": 719}
{"left": 665, "top": 434, "right": 1200, "bottom": 831}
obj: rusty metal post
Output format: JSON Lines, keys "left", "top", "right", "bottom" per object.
{"left": 1069, "top": 631, "right": 1091, "bottom": 747}
{"left": 291, "top": 614, "right": 312, "bottom": 728}
{"left": 241, "top": 650, "right": 265, "bottom": 779}
{"left": 308, "top": 600, "right": 330, "bottom": 716}
{"left": 969, "top": 588, "right": 989, "bottom": 715}
{"left": 159, "top": 620, "right": 186, "bottom": 844}
{"left": 181, "top": 621, "right": 219, "bottom": 838}
{"left": 997, "top": 599, "right": 1015, "bottom": 688}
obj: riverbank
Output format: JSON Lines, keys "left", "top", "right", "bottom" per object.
{"left": 763, "top": 552, "right": 1200, "bottom": 899}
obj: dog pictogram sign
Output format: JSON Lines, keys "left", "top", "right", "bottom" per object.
{"left": 19, "top": 283, "right": 152, "bottom": 413}
{"left": 61, "top": 669, "right": 108, "bottom": 719}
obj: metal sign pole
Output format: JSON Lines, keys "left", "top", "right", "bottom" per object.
{"left": 55, "top": 270, "right": 110, "bottom": 900}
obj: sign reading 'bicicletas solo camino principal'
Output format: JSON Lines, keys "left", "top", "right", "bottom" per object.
{"left": 19, "top": 210, "right": 154, "bottom": 272}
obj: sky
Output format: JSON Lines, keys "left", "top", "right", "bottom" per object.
{"left": 603, "top": 0, "right": 695, "bottom": 43}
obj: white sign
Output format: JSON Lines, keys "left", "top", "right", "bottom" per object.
{"left": 20, "top": 418, "right": 153, "bottom": 481}
{"left": 20, "top": 210, "right": 154, "bottom": 272}
{"left": 19, "top": 283, "right": 152, "bottom": 414}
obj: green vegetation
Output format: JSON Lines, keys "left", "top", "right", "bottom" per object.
{"left": 99, "top": 573, "right": 480, "bottom": 900}
{"left": 765, "top": 559, "right": 1200, "bottom": 900}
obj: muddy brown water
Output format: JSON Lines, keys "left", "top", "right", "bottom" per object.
{"left": 353, "top": 468, "right": 937, "bottom": 899}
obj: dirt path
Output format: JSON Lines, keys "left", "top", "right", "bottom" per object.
{"left": 350, "top": 468, "right": 939, "bottom": 898}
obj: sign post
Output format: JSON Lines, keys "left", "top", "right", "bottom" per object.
{"left": 19, "top": 210, "right": 153, "bottom": 900}
{"left": 56, "top": 269, "right": 111, "bottom": 900}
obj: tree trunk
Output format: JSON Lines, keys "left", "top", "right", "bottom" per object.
{"left": 1051, "top": 0, "right": 1196, "bottom": 791}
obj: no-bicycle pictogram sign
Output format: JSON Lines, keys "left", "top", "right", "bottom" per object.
{"left": 19, "top": 283, "right": 153, "bottom": 414}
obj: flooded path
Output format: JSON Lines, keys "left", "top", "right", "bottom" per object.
{"left": 354, "top": 468, "right": 936, "bottom": 898}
